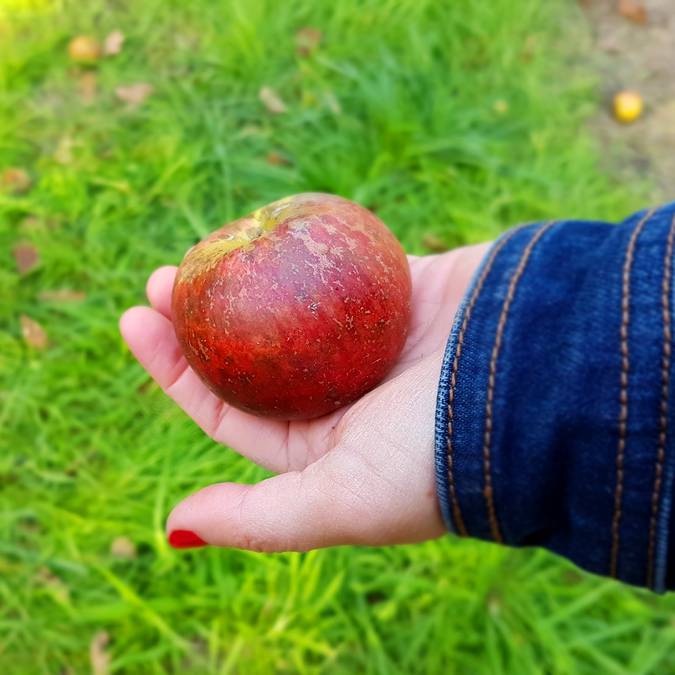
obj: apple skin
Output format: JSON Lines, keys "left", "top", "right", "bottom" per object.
{"left": 172, "top": 193, "right": 412, "bottom": 420}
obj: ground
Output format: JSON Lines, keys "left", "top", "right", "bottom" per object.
{"left": 583, "top": 0, "right": 675, "bottom": 199}
{"left": 1, "top": 0, "right": 675, "bottom": 673}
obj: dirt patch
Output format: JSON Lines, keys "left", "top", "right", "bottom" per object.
{"left": 582, "top": 0, "right": 675, "bottom": 200}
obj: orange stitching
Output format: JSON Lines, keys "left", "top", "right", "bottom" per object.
{"left": 446, "top": 231, "right": 519, "bottom": 536}
{"left": 610, "top": 208, "right": 657, "bottom": 578}
{"left": 482, "top": 221, "right": 555, "bottom": 543}
{"left": 646, "top": 212, "right": 675, "bottom": 588}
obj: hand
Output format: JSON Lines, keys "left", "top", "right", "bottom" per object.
{"left": 119, "top": 243, "right": 489, "bottom": 551}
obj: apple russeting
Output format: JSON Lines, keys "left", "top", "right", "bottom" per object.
{"left": 172, "top": 193, "right": 412, "bottom": 419}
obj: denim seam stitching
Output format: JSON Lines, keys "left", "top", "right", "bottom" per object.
{"left": 610, "top": 207, "right": 657, "bottom": 578}
{"left": 482, "top": 221, "right": 556, "bottom": 543}
{"left": 444, "top": 230, "right": 519, "bottom": 537}
{"left": 646, "top": 212, "right": 675, "bottom": 588}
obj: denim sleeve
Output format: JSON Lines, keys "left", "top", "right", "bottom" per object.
{"left": 434, "top": 202, "right": 675, "bottom": 592}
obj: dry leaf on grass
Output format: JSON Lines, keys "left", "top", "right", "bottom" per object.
{"left": 90, "top": 631, "right": 110, "bottom": 675}
{"left": 115, "top": 82, "right": 154, "bottom": 109}
{"left": 1, "top": 167, "right": 32, "bottom": 194}
{"left": 68, "top": 35, "right": 101, "bottom": 64}
{"left": 12, "top": 243, "right": 40, "bottom": 275}
{"left": 110, "top": 536, "right": 137, "bottom": 559}
{"left": 266, "top": 151, "right": 290, "bottom": 166}
{"left": 39, "top": 289, "right": 86, "bottom": 303}
{"left": 77, "top": 72, "right": 97, "bottom": 105}
{"left": 422, "top": 234, "right": 448, "bottom": 252}
{"left": 21, "top": 315, "right": 48, "bottom": 349}
{"left": 103, "top": 30, "right": 125, "bottom": 56}
{"left": 618, "top": 0, "right": 648, "bottom": 24}
{"left": 295, "top": 26, "right": 322, "bottom": 56}
{"left": 259, "top": 86, "right": 287, "bottom": 114}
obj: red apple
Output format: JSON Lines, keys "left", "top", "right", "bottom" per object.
{"left": 172, "top": 193, "right": 412, "bottom": 419}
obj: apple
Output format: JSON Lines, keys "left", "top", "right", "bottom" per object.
{"left": 172, "top": 193, "right": 412, "bottom": 419}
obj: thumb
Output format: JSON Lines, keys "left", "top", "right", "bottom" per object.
{"left": 166, "top": 452, "right": 373, "bottom": 552}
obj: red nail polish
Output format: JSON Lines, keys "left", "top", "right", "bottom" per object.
{"left": 168, "top": 529, "right": 207, "bottom": 549}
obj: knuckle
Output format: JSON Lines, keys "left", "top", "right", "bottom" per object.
{"left": 237, "top": 531, "right": 273, "bottom": 553}
{"left": 233, "top": 483, "right": 289, "bottom": 553}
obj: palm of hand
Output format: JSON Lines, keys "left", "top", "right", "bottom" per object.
{"left": 120, "top": 244, "right": 488, "bottom": 551}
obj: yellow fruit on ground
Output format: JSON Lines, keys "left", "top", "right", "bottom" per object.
{"left": 613, "top": 90, "right": 644, "bottom": 124}
{"left": 67, "top": 36, "right": 101, "bottom": 64}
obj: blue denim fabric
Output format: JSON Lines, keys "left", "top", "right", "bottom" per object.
{"left": 435, "top": 203, "right": 675, "bottom": 592}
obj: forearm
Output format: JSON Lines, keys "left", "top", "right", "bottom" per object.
{"left": 435, "top": 203, "right": 675, "bottom": 591}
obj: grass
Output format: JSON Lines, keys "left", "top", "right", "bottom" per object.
{"left": 0, "top": 0, "right": 672, "bottom": 672}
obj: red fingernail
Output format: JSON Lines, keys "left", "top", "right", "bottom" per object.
{"left": 168, "top": 529, "right": 207, "bottom": 549}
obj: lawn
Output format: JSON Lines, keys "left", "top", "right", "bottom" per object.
{"left": 1, "top": 0, "right": 674, "bottom": 673}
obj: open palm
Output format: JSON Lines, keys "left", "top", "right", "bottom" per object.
{"left": 120, "top": 243, "right": 489, "bottom": 551}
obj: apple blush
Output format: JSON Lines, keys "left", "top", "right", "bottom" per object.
{"left": 172, "top": 193, "right": 412, "bottom": 420}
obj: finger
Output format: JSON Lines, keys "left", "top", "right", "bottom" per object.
{"left": 166, "top": 452, "right": 376, "bottom": 552}
{"left": 119, "top": 305, "right": 289, "bottom": 471}
{"left": 146, "top": 265, "right": 177, "bottom": 319}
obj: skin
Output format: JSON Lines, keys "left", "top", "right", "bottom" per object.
{"left": 172, "top": 194, "right": 413, "bottom": 419}
{"left": 120, "top": 242, "right": 489, "bottom": 551}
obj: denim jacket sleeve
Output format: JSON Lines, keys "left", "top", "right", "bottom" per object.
{"left": 434, "top": 202, "right": 675, "bottom": 592}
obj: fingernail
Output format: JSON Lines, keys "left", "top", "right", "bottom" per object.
{"left": 168, "top": 529, "right": 207, "bottom": 549}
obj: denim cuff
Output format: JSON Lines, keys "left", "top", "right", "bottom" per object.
{"left": 435, "top": 203, "right": 675, "bottom": 592}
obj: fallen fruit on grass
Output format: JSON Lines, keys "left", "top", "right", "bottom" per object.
{"left": 67, "top": 36, "right": 101, "bottom": 64}
{"left": 172, "top": 193, "right": 412, "bottom": 419}
{"left": 613, "top": 90, "right": 644, "bottom": 124}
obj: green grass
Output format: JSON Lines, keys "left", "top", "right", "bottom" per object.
{"left": 0, "top": 0, "right": 671, "bottom": 672}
